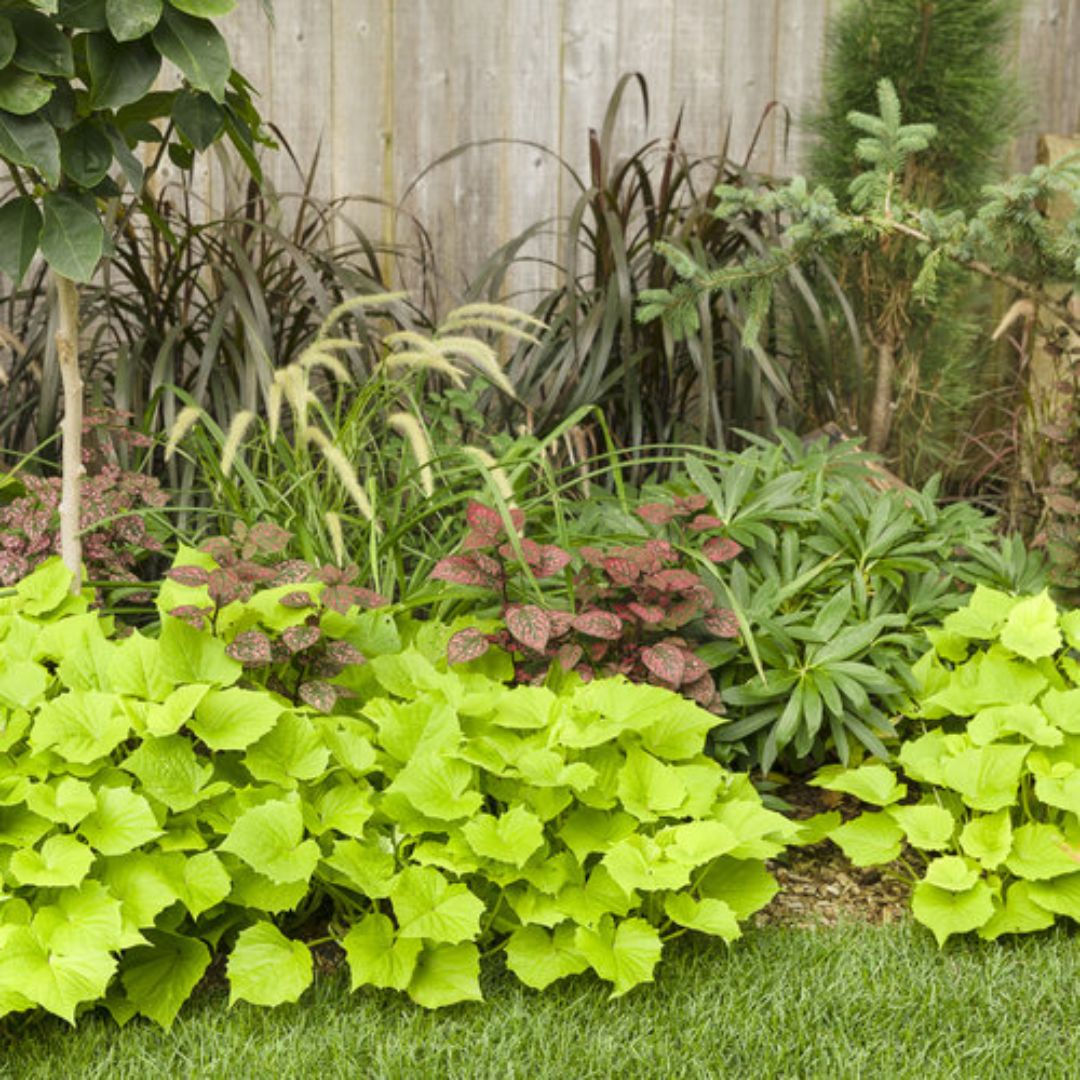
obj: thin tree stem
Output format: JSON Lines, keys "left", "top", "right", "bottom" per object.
{"left": 867, "top": 335, "right": 896, "bottom": 455}
{"left": 55, "top": 273, "right": 83, "bottom": 593}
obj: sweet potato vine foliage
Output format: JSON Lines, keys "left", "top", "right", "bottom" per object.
{"left": 0, "top": 554, "right": 796, "bottom": 1027}
{"left": 815, "top": 587, "right": 1080, "bottom": 946}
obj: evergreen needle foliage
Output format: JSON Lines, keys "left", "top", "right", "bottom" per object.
{"left": 810, "top": 0, "right": 1025, "bottom": 212}
{"left": 641, "top": 82, "right": 1080, "bottom": 482}
{"left": 805, "top": 0, "right": 1027, "bottom": 476}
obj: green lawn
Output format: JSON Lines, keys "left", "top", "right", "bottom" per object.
{"left": 3, "top": 922, "right": 1079, "bottom": 1079}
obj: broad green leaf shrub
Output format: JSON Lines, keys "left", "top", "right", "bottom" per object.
{"left": 0, "top": 0, "right": 264, "bottom": 286}
{"left": 815, "top": 586, "right": 1080, "bottom": 945}
{"left": 0, "top": 556, "right": 796, "bottom": 1027}
{"left": 671, "top": 433, "right": 1045, "bottom": 771}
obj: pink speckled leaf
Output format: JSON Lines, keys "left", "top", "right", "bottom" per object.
{"left": 646, "top": 569, "right": 701, "bottom": 592}
{"left": 532, "top": 544, "right": 573, "bottom": 578}
{"left": 505, "top": 605, "right": 552, "bottom": 652}
{"left": 702, "top": 537, "right": 743, "bottom": 564}
{"left": 279, "top": 590, "right": 317, "bottom": 609}
{"left": 226, "top": 630, "right": 273, "bottom": 667}
{"left": 298, "top": 680, "right": 338, "bottom": 713}
{"left": 641, "top": 642, "right": 686, "bottom": 686}
{"left": 635, "top": 502, "right": 678, "bottom": 526}
{"left": 447, "top": 627, "right": 491, "bottom": 665}
{"left": 703, "top": 607, "right": 741, "bottom": 639}
{"left": 573, "top": 610, "right": 624, "bottom": 640}
{"left": 282, "top": 624, "right": 321, "bottom": 653}
{"left": 165, "top": 565, "right": 209, "bottom": 588}
{"left": 688, "top": 514, "right": 726, "bottom": 533}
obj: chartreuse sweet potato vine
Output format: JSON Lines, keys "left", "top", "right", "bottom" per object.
{"left": 815, "top": 586, "right": 1080, "bottom": 946}
{"left": 0, "top": 554, "right": 797, "bottom": 1027}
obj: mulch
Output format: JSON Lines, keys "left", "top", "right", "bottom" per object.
{"left": 753, "top": 780, "right": 911, "bottom": 929}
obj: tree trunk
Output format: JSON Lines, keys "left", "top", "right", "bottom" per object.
{"left": 867, "top": 336, "right": 896, "bottom": 455}
{"left": 55, "top": 273, "right": 82, "bottom": 594}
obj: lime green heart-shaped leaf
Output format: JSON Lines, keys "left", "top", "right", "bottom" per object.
{"left": 574, "top": 915, "right": 662, "bottom": 999}
{"left": 406, "top": 942, "right": 482, "bottom": 1009}
{"left": 812, "top": 763, "right": 906, "bottom": 806}
{"left": 228, "top": 922, "right": 312, "bottom": 1007}
{"left": 30, "top": 689, "right": 129, "bottom": 763}
{"left": 912, "top": 878, "right": 996, "bottom": 946}
{"left": 886, "top": 803, "right": 955, "bottom": 851}
{"left": 505, "top": 923, "right": 589, "bottom": 990}
{"left": 663, "top": 893, "right": 741, "bottom": 941}
{"left": 959, "top": 809, "right": 1013, "bottom": 869}
{"left": 978, "top": 880, "right": 1056, "bottom": 940}
{"left": 0, "top": 924, "right": 115, "bottom": 1023}
{"left": 189, "top": 687, "right": 282, "bottom": 751}
{"left": 923, "top": 855, "right": 979, "bottom": 892}
{"left": 1000, "top": 591, "right": 1062, "bottom": 661}
{"left": 1004, "top": 822, "right": 1080, "bottom": 881}
{"left": 462, "top": 805, "right": 544, "bottom": 867}
{"left": 9, "top": 834, "right": 95, "bottom": 888}
{"left": 220, "top": 799, "right": 319, "bottom": 885}
{"left": 79, "top": 785, "right": 161, "bottom": 855}
{"left": 120, "top": 929, "right": 210, "bottom": 1029}
{"left": 342, "top": 913, "right": 422, "bottom": 992}
{"left": 390, "top": 866, "right": 484, "bottom": 944}
{"left": 828, "top": 812, "right": 904, "bottom": 867}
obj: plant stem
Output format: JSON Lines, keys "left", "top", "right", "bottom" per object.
{"left": 54, "top": 273, "right": 83, "bottom": 593}
{"left": 867, "top": 335, "right": 897, "bottom": 454}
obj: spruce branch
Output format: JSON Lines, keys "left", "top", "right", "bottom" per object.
{"left": 641, "top": 82, "right": 1080, "bottom": 345}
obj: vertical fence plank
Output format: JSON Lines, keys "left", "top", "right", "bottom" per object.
{"left": 611, "top": 0, "right": 676, "bottom": 160}
{"left": 267, "top": 0, "right": 335, "bottom": 198}
{"left": 329, "top": 1, "right": 390, "bottom": 248}
{"left": 558, "top": 0, "right": 620, "bottom": 234}
{"left": 496, "top": 1, "right": 564, "bottom": 305}
{"left": 668, "top": 0, "right": 728, "bottom": 163}
{"left": 771, "top": 0, "right": 830, "bottom": 173}
{"left": 391, "top": 0, "right": 510, "bottom": 308}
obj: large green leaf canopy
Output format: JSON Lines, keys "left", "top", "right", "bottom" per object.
{"left": 0, "top": 0, "right": 262, "bottom": 283}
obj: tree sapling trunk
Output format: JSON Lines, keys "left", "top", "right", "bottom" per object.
{"left": 867, "top": 334, "right": 897, "bottom": 455}
{"left": 55, "top": 273, "right": 82, "bottom": 593}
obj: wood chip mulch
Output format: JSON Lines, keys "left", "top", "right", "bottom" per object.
{"left": 753, "top": 780, "right": 911, "bottom": 929}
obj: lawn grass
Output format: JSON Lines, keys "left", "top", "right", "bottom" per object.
{"left": 3, "top": 921, "right": 1078, "bottom": 1080}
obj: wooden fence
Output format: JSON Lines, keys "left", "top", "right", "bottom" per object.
{"left": 206, "top": 0, "right": 1080, "bottom": 299}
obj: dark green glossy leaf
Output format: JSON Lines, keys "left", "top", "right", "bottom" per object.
{"left": 40, "top": 190, "right": 105, "bottom": 282}
{"left": 107, "top": 0, "right": 163, "bottom": 41}
{"left": 58, "top": 0, "right": 108, "bottom": 29}
{"left": 152, "top": 6, "right": 230, "bottom": 102}
{"left": 0, "top": 109, "right": 60, "bottom": 184}
{"left": 0, "top": 196, "right": 42, "bottom": 283}
{"left": 172, "top": 87, "right": 222, "bottom": 149}
{"left": 40, "top": 78, "right": 75, "bottom": 129}
{"left": 170, "top": 0, "right": 235, "bottom": 14}
{"left": 60, "top": 121, "right": 113, "bottom": 187}
{"left": 0, "top": 65, "right": 53, "bottom": 114}
{"left": 105, "top": 124, "right": 144, "bottom": 189}
{"left": 86, "top": 30, "right": 161, "bottom": 109}
{"left": 0, "top": 16, "right": 15, "bottom": 68}
{"left": 167, "top": 139, "right": 193, "bottom": 169}
{"left": 10, "top": 9, "right": 75, "bottom": 77}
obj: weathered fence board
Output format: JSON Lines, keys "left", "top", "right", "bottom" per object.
{"left": 205, "top": 0, "right": 1080, "bottom": 299}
